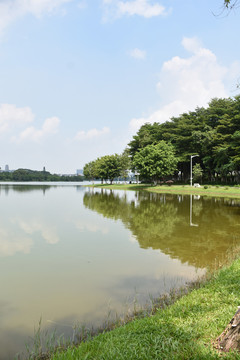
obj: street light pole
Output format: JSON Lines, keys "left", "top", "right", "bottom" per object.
{"left": 190, "top": 155, "right": 199, "bottom": 186}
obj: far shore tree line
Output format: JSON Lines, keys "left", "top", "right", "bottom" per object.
{"left": 84, "top": 96, "right": 240, "bottom": 185}
{"left": 0, "top": 169, "right": 84, "bottom": 182}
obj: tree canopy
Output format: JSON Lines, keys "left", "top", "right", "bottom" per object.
{"left": 133, "top": 141, "right": 178, "bottom": 182}
{"left": 128, "top": 96, "right": 240, "bottom": 183}
{"left": 84, "top": 154, "right": 122, "bottom": 183}
{"left": 84, "top": 95, "right": 240, "bottom": 185}
{"left": 0, "top": 169, "right": 84, "bottom": 182}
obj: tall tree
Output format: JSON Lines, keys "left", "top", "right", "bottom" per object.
{"left": 83, "top": 161, "right": 97, "bottom": 181}
{"left": 133, "top": 141, "right": 178, "bottom": 183}
{"left": 94, "top": 155, "right": 122, "bottom": 184}
{"left": 120, "top": 149, "right": 131, "bottom": 182}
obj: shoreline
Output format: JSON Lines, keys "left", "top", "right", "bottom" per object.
{"left": 50, "top": 254, "right": 240, "bottom": 359}
{"left": 85, "top": 183, "right": 240, "bottom": 199}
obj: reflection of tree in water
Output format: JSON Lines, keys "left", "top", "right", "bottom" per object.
{"left": 83, "top": 190, "right": 240, "bottom": 269}
{"left": 188, "top": 198, "right": 240, "bottom": 267}
{"left": 125, "top": 193, "right": 179, "bottom": 249}
{"left": 83, "top": 189, "right": 131, "bottom": 221}
{"left": 83, "top": 190, "right": 179, "bottom": 245}
{"left": 0, "top": 185, "right": 51, "bottom": 195}
{"left": 193, "top": 200, "right": 203, "bottom": 217}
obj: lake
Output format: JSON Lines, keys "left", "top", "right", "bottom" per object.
{"left": 0, "top": 183, "right": 239, "bottom": 359}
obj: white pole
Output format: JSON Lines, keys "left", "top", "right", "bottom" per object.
{"left": 190, "top": 156, "right": 193, "bottom": 187}
{"left": 190, "top": 155, "right": 199, "bottom": 186}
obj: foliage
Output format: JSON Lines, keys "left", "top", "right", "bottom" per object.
{"left": 224, "top": 0, "right": 239, "bottom": 8}
{"left": 94, "top": 154, "right": 122, "bottom": 183}
{"left": 132, "top": 141, "right": 178, "bottom": 182}
{"left": 120, "top": 148, "right": 131, "bottom": 181}
{"left": 0, "top": 169, "right": 84, "bottom": 182}
{"left": 193, "top": 163, "right": 203, "bottom": 182}
{"left": 83, "top": 95, "right": 240, "bottom": 185}
{"left": 83, "top": 161, "right": 96, "bottom": 181}
{"left": 127, "top": 96, "right": 240, "bottom": 184}
{"left": 84, "top": 153, "right": 126, "bottom": 183}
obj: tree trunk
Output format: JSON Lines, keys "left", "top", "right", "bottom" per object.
{"left": 214, "top": 307, "right": 240, "bottom": 353}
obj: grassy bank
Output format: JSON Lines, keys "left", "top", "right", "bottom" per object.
{"left": 51, "top": 258, "right": 240, "bottom": 360}
{"left": 86, "top": 183, "right": 240, "bottom": 199}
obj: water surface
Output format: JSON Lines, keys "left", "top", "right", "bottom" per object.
{"left": 0, "top": 184, "right": 239, "bottom": 359}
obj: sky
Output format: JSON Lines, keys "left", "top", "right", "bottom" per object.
{"left": 0, "top": 0, "right": 239, "bottom": 174}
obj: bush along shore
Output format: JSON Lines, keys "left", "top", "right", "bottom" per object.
{"left": 45, "top": 254, "right": 240, "bottom": 360}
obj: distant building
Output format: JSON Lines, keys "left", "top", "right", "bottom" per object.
{"left": 5, "top": 165, "right": 9, "bottom": 172}
{"left": 76, "top": 169, "right": 83, "bottom": 176}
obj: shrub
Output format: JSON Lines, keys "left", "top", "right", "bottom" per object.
{"left": 204, "top": 185, "right": 208, "bottom": 189}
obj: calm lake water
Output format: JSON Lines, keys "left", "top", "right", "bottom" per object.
{"left": 0, "top": 183, "right": 240, "bottom": 359}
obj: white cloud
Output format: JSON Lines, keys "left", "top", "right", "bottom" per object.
{"left": 181, "top": 37, "right": 202, "bottom": 54}
{"left": 0, "top": 104, "right": 34, "bottom": 134}
{"left": 0, "top": 227, "right": 33, "bottom": 256}
{"left": 0, "top": 0, "right": 73, "bottom": 36}
{"left": 130, "top": 48, "right": 146, "bottom": 59}
{"left": 76, "top": 221, "right": 109, "bottom": 234}
{"left": 19, "top": 220, "right": 59, "bottom": 244}
{"left": 12, "top": 116, "right": 60, "bottom": 143}
{"left": 129, "top": 37, "right": 239, "bottom": 133}
{"left": 0, "top": 236, "right": 33, "bottom": 256}
{"left": 0, "top": 219, "right": 59, "bottom": 257}
{"left": 0, "top": 103, "right": 60, "bottom": 143}
{"left": 102, "top": 0, "right": 167, "bottom": 21}
{"left": 77, "top": 0, "right": 87, "bottom": 10}
{"left": 129, "top": 234, "right": 137, "bottom": 243}
{"left": 75, "top": 126, "right": 110, "bottom": 141}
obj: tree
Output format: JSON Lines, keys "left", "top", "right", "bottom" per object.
{"left": 83, "top": 95, "right": 240, "bottom": 185}
{"left": 92, "top": 154, "right": 122, "bottom": 184}
{"left": 193, "top": 163, "right": 203, "bottom": 183}
{"left": 120, "top": 149, "right": 131, "bottom": 182}
{"left": 102, "top": 154, "right": 122, "bottom": 184}
{"left": 83, "top": 161, "right": 97, "bottom": 181}
{"left": 132, "top": 141, "right": 178, "bottom": 183}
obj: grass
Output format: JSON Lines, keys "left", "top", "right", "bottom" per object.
{"left": 23, "top": 281, "right": 203, "bottom": 360}
{"left": 50, "top": 257, "right": 240, "bottom": 360}
{"left": 86, "top": 183, "right": 240, "bottom": 199}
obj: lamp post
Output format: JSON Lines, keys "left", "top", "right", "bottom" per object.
{"left": 134, "top": 170, "right": 140, "bottom": 184}
{"left": 190, "top": 155, "right": 199, "bottom": 186}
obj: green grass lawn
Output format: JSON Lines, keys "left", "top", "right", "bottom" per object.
{"left": 86, "top": 183, "right": 240, "bottom": 199}
{"left": 51, "top": 259, "right": 240, "bottom": 359}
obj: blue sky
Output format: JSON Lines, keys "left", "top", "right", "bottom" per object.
{"left": 0, "top": 0, "right": 239, "bottom": 174}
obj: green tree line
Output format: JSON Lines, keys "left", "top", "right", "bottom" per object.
{"left": 0, "top": 169, "right": 84, "bottom": 182}
{"left": 84, "top": 96, "right": 240, "bottom": 184}
{"left": 128, "top": 96, "right": 240, "bottom": 183}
